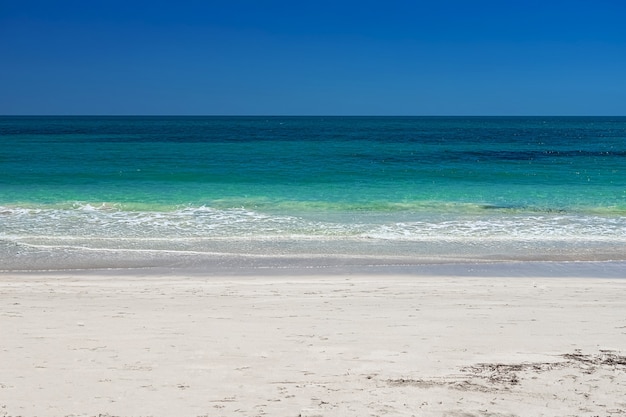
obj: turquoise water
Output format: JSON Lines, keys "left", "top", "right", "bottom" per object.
{"left": 1, "top": 116, "right": 625, "bottom": 269}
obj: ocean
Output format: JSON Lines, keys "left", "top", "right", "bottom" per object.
{"left": 1, "top": 116, "right": 625, "bottom": 271}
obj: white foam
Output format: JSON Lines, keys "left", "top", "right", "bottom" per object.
{"left": 2, "top": 205, "right": 625, "bottom": 252}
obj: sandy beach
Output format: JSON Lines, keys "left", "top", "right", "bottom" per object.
{"left": 1, "top": 264, "right": 625, "bottom": 417}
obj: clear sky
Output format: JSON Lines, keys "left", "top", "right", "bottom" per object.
{"left": 1, "top": 0, "right": 625, "bottom": 115}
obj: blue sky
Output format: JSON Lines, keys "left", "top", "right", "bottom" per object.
{"left": 1, "top": 0, "right": 625, "bottom": 115}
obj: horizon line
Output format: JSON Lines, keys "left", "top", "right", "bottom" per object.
{"left": 2, "top": 114, "right": 625, "bottom": 118}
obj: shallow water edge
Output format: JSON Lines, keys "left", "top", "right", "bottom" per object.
{"left": 2, "top": 242, "right": 625, "bottom": 279}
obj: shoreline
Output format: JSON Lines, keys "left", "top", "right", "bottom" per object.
{"left": 3, "top": 258, "right": 626, "bottom": 278}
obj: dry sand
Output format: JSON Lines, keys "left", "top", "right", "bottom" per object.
{"left": 1, "top": 269, "right": 626, "bottom": 417}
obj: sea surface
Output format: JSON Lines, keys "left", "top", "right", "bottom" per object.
{"left": 1, "top": 116, "right": 625, "bottom": 271}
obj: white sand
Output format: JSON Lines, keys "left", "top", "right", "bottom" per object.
{"left": 1, "top": 271, "right": 626, "bottom": 417}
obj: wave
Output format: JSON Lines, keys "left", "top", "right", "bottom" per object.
{"left": 2, "top": 203, "right": 625, "bottom": 244}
